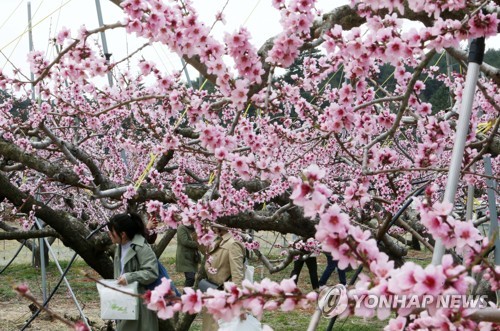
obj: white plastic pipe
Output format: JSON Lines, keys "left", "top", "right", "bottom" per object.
{"left": 432, "top": 38, "right": 485, "bottom": 265}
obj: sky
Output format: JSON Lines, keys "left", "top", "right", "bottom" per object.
{"left": 0, "top": 0, "right": 498, "bottom": 82}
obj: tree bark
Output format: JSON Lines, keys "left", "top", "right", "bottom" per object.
{"left": 0, "top": 228, "right": 60, "bottom": 240}
{"left": 153, "top": 229, "right": 177, "bottom": 258}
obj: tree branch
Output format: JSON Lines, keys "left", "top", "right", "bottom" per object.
{"left": 0, "top": 139, "right": 87, "bottom": 188}
{"left": 0, "top": 228, "right": 60, "bottom": 240}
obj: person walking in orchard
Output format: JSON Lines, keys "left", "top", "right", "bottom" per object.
{"left": 175, "top": 224, "right": 200, "bottom": 288}
{"left": 289, "top": 235, "right": 319, "bottom": 290}
{"left": 108, "top": 212, "right": 159, "bottom": 331}
{"left": 319, "top": 252, "right": 347, "bottom": 287}
{"left": 201, "top": 226, "right": 245, "bottom": 331}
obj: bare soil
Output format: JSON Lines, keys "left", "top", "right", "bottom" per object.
{"left": 0, "top": 297, "right": 102, "bottom": 331}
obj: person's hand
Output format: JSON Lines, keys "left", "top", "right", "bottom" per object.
{"left": 117, "top": 275, "right": 128, "bottom": 286}
{"left": 147, "top": 216, "right": 158, "bottom": 229}
{"left": 191, "top": 231, "right": 198, "bottom": 243}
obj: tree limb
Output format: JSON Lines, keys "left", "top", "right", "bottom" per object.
{"left": 0, "top": 228, "right": 60, "bottom": 240}
{"left": 0, "top": 139, "right": 87, "bottom": 188}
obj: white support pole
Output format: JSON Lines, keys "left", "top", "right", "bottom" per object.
{"left": 307, "top": 309, "right": 322, "bottom": 331}
{"left": 181, "top": 58, "right": 194, "bottom": 89}
{"left": 95, "top": 0, "right": 114, "bottom": 87}
{"left": 465, "top": 164, "right": 476, "bottom": 221}
{"left": 95, "top": 0, "right": 131, "bottom": 178}
{"left": 27, "top": 2, "right": 35, "bottom": 100}
{"left": 38, "top": 229, "right": 48, "bottom": 303}
{"left": 28, "top": 2, "right": 48, "bottom": 304}
{"left": 431, "top": 38, "right": 485, "bottom": 265}
{"left": 34, "top": 220, "right": 91, "bottom": 330}
{"left": 445, "top": 52, "right": 454, "bottom": 108}
{"left": 483, "top": 156, "right": 499, "bottom": 266}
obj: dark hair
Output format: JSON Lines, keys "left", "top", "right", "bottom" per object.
{"left": 107, "top": 212, "right": 146, "bottom": 241}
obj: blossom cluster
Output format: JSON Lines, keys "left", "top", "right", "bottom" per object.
{"left": 144, "top": 277, "right": 317, "bottom": 323}
{"left": 287, "top": 165, "right": 497, "bottom": 329}
{"left": 267, "top": 0, "right": 318, "bottom": 67}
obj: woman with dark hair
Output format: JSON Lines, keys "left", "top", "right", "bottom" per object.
{"left": 107, "top": 212, "right": 159, "bottom": 331}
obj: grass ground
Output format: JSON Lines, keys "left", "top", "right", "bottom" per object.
{"left": 0, "top": 239, "right": 432, "bottom": 331}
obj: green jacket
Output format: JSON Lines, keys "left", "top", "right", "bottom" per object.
{"left": 113, "top": 234, "right": 159, "bottom": 331}
{"left": 175, "top": 225, "right": 199, "bottom": 273}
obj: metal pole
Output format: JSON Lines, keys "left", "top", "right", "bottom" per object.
{"left": 38, "top": 229, "right": 48, "bottom": 303}
{"left": 445, "top": 52, "right": 454, "bottom": 108}
{"left": 307, "top": 309, "right": 321, "bottom": 331}
{"left": 432, "top": 37, "right": 485, "bottom": 265}
{"left": 95, "top": 0, "right": 113, "bottom": 87}
{"left": 181, "top": 58, "right": 193, "bottom": 89}
{"left": 28, "top": 2, "right": 48, "bottom": 303}
{"left": 95, "top": 0, "right": 131, "bottom": 181}
{"left": 34, "top": 220, "right": 91, "bottom": 330}
{"left": 21, "top": 224, "right": 108, "bottom": 330}
{"left": 465, "top": 164, "right": 476, "bottom": 221}
{"left": 483, "top": 157, "right": 499, "bottom": 264}
{"left": 483, "top": 156, "right": 500, "bottom": 305}
{"left": 27, "top": 2, "right": 35, "bottom": 100}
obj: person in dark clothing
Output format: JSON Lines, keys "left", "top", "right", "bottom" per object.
{"left": 319, "top": 252, "right": 347, "bottom": 286}
{"left": 289, "top": 235, "right": 319, "bottom": 290}
{"left": 290, "top": 255, "right": 319, "bottom": 290}
{"left": 175, "top": 224, "right": 200, "bottom": 287}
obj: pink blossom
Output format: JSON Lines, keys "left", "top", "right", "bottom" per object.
{"left": 454, "top": 221, "right": 481, "bottom": 251}
{"left": 230, "top": 79, "right": 249, "bottom": 110}
{"left": 468, "top": 13, "right": 499, "bottom": 38}
{"left": 280, "top": 277, "right": 297, "bottom": 293}
{"left": 146, "top": 278, "right": 178, "bottom": 319}
{"left": 138, "top": 60, "right": 154, "bottom": 75}
{"left": 303, "top": 164, "right": 326, "bottom": 182}
{"left": 415, "top": 102, "right": 432, "bottom": 116}
{"left": 384, "top": 316, "right": 406, "bottom": 331}
{"left": 414, "top": 265, "right": 446, "bottom": 296}
{"left": 421, "top": 212, "right": 449, "bottom": 238}
{"left": 123, "top": 185, "right": 137, "bottom": 200}
{"left": 15, "top": 284, "right": 30, "bottom": 295}
{"left": 388, "top": 262, "right": 420, "bottom": 293}
{"left": 215, "top": 147, "right": 229, "bottom": 160}
{"left": 289, "top": 178, "right": 312, "bottom": 202}
{"left": 181, "top": 287, "right": 203, "bottom": 314}
{"left": 281, "top": 298, "right": 296, "bottom": 311}
{"left": 73, "top": 321, "right": 90, "bottom": 331}
{"left": 56, "top": 27, "right": 71, "bottom": 45}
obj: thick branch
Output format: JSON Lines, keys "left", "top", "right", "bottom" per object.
{"left": 0, "top": 221, "right": 36, "bottom": 250}
{"left": 66, "top": 143, "right": 112, "bottom": 189}
{"left": 395, "top": 219, "right": 434, "bottom": 251}
{"left": 0, "top": 228, "right": 60, "bottom": 240}
{"left": 152, "top": 229, "right": 177, "bottom": 258}
{"left": 156, "top": 150, "right": 175, "bottom": 173}
{"left": 217, "top": 210, "right": 317, "bottom": 237}
{"left": 0, "top": 139, "right": 86, "bottom": 188}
